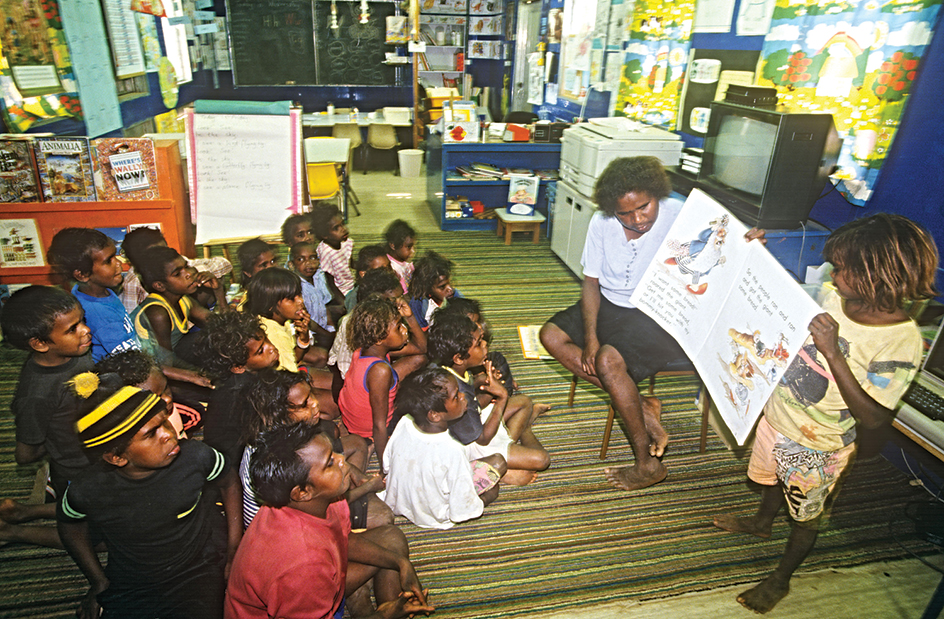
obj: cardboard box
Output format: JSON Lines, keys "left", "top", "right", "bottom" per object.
{"left": 383, "top": 107, "right": 412, "bottom": 124}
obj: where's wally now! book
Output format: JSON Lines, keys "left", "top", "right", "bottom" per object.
{"left": 0, "top": 137, "right": 42, "bottom": 203}
{"left": 629, "top": 189, "right": 822, "bottom": 445}
{"left": 34, "top": 136, "right": 97, "bottom": 202}
{"left": 93, "top": 138, "right": 160, "bottom": 201}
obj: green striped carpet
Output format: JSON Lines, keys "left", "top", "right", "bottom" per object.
{"left": 0, "top": 230, "right": 935, "bottom": 618}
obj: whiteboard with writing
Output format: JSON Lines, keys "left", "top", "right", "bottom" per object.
{"left": 188, "top": 110, "right": 302, "bottom": 244}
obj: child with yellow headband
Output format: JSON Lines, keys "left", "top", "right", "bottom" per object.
{"left": 57, "top": 373, "right": 242, "bottom": 619}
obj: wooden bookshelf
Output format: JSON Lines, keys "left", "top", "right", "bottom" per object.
{"left": 0, "top": 140, "right": 192, "bottom": 286}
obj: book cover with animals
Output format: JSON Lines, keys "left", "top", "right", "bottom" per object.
{"left": 0, "top": 137, "right": 42, "bottom": 203}
{"left": 34, "top": 136, "right": 97, "bottom": 202}
{"left": 92, "top": 138, "right": 159, "bottom": 201}
{"left": 629, "top": 189, "right": 822, "bottom": 444}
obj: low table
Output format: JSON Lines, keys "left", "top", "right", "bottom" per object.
{"left": 495, "top": 208, "right": 546, "bottom": 245}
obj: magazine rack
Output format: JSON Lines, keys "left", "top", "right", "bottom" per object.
{"left": 0, "top": 140, "right": 192, "bottom": 286}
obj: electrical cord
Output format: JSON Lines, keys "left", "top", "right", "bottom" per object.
{"left": 888, "top": 500, "right": 944, "bottom": 575}
{"left": 899, "top": 447, "right": 944, "bottom": 504}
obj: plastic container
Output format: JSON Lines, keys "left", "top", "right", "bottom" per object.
{"left": 398, "top": 149, "right": 424, "bottom": 177}
{"left": 383, "top": 107, "right": 412, "bottom": 125}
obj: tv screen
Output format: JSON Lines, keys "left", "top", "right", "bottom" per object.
{"left": 711, "top": 115, "right": 778, "bottom": 197}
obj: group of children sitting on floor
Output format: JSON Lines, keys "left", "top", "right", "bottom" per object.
{"left": 0, "top": 202, "right": 550, "bottom": 619}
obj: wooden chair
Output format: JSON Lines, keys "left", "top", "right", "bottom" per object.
{"left": 566, "top": 359, "right": 712, "bottom": 458}
{"left": 365, "top": 123, "right": 400, "bottom": 174}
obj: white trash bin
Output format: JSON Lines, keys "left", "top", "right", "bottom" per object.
{"left": 398, "top": 149, "right": 424, "bottom": 177}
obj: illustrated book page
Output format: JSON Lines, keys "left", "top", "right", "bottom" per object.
{"left": 629, "top": 189, "right": 822, "bottom": 444}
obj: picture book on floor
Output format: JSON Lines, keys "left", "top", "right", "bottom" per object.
{"left": 0, "top": 137, "right": 41, "bottom": 203}
{"left": 34, "top": 136, "right": 97, "bottom": 202}
{"left": 629, "top": 189, "right": 822, "bottom": 444}
{"left": 92, "top": 137, "right": 159, "bottom": 201}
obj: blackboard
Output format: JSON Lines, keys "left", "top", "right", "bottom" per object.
{"left": 313, "top": 2, "right": 397, "bottom": 86}
{"left": 227, "top": 0, "right": 317, "bottom": 86}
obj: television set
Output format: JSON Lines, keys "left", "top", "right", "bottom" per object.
{"left": 696, "top": 101, "right": 841, "bottom": 229}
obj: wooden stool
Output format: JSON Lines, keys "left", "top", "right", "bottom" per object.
{"left": 495, "top": 208, "right": 546, "bottom": 245}
{"left": 566, "top": 366, "right": 712, "bottom": 458}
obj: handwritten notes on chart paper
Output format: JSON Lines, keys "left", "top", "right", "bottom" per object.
{"left": 190, "top": 110, "right": 302, "bottom": 244}
{"left": 630, "top": 190, "right": 821, "bottom": 444}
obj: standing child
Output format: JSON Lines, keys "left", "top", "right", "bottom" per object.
{"left": 338, "top": 296, "right": 415, "bottom": 472}
{"left": 1, "top": 286, "right": 92, "bottom": 500}
{"left": 428, "top": 313, "right": 550, "bottom": 485}
{"left": 385, "top": 219, "right": 417, "bottom": 294}
{"left": 46, "top": 228, "right": 137, "bottom": 362}
{"left": 384, "top": 367, "right": 507, "bottom": 529}
{"left": 712, "top": 213, "right": 938, "bottom": 614}
{"left": 312, "top": 202, "right": 356, "bottom": 296}
{"left": 57, "top": 378, "right": 242, "bottom": 619}
{"left": 225, "top": 422, "right": 432, "bottom": 619}
{"left": 408, "top": 250, "right": 460, "bottom": 329}
{"left": 289, "top": 241, "right": 338, "bottom": 348}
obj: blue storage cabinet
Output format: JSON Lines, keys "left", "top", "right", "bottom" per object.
{"left": 426, "top": 133, "right": 562, "bottom": 231}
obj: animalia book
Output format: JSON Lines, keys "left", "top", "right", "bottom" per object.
{"left": 34, "top": 136, "right": 97, "bottom": 202}
{"left": 0, "top": 137, "right": 42, "bottom": 203}
{"left": 92, "top": 138, "right": 160, "bottom": 201}
{"left": 629, "top": 189, "right": 821, "bottom": 444}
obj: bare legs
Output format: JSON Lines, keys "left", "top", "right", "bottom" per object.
{"left": 714, "top": 484, "right": 820, "bottom": 614}
{"left": 0, "top": 499, "right": 63, "bottom": 549}
{"left": 540, "top": 323, "right": 668, "bottom": 491}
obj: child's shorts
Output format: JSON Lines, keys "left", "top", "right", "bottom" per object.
{"left": 471, "top": 460, "right": 502, "bottom": 495}
{"left": 748, "top": 416, "right": 857, "bottom": 523}
{"left": 465, "top": 403, "right": 514, "bottom": 460}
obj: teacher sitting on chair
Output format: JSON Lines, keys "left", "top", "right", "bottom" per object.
{"left": 540, "top": 157, "right": 763, "bottom": 490}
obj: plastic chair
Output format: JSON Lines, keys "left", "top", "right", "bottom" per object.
{"left": 306, "top": 162, "right": 343, "bottom": 213}
{"left": 332, "top": 122, "right": 364, "bottom": 188}
{"left": 365, "top": 123, "right": 400, "bottom": 175}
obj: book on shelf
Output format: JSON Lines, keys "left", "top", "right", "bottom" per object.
{"left": 0, "top": 136, "right": 42, "bottom": 203}
{"left": 469, "top": 162, "right": 503, "bottom": 177}
{"left": 34, "top": 136, "right": 97, "bottom": 202}
{"left": 92, "top": 138, "right": 160, "bottom": 201}
{"left": 533, "top": 169, "right": 560, "bottom": 181}
{"left": 501, "top": 167, "right": 533, "bottom": 177}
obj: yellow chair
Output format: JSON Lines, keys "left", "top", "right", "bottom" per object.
{"left": 306, "top": 162, "right": 343, "bottom": 213}
{"left": 365, "top": 123, "right": 400, "bottom": 174}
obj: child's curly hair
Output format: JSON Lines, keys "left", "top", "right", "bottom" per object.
{"left": 385, "top": 219, "right": 417, "bottom": 249}
{"left": 408, "top": 250, "right": 454, "bottom": 300}
{"left": 348, "top": 295, "right": 401, "bottom": 351}
{"left": 824, "top": 213, "right": 939, "bottom": 313}
{"left": 356, "top": 269, "right": 402, "bottom": 304}
{"left": 310, "top": 202, "right": 342, "bottom": 240}
{"left": 95, "top": 350, "right": 160, "bottom": 386}
{"left": 352, "top": 244, "right": 389, "bottom": 274}
{"left": 392, "top": 366, "right": 452, "bottom": 431}
{"left": 237, "top": 238, "right": 275, "bottom": 280}
{"left": 245, "top": 369, "right": 311, "bottom": 444}
{"left": 194, "top": 312, "right": 266, "bottom": 377}
{"left": 122, "top": 227, "right": 165, "bottom": 270}
{"left": 427, "top": 313, "right": 476, "bottom": 366}
{"left": 250, "top": 421, "right": 327, "bottom": 507}
{"left": 592, "top": 157, "right": 671, "bottom": 217}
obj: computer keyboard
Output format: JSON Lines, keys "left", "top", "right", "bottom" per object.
{"left": 902, "top": 382, "right": 944, "bottom": 421}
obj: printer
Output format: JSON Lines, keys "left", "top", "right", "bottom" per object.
{"left": 559, "top": 117, "right": 683, "bottom": 196}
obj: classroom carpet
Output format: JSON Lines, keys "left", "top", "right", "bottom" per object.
{"left": 0, "top": 228, "right": 938, "bottom": 618}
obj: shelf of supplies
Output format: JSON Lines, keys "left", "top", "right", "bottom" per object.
{"left": 445, "top": 176, "right": 556, "bottom": 185}
{"left": 419, "top": 70, "right": 463, "bottom": 74}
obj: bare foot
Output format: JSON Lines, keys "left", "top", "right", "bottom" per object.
{"left": 533, "top": 403, "right": 552, "bottom": 418}
{"left": 603, "top": 461, "right": 666, "bottom": 491}
{"left": 737, "top": 574, "right": 790, "bottom": 614}
{"left": 712, "top": 514, "right": 772, "bottom": 539}
{"left": 0, "top": 499, "right": 26, "bottom": 524}
{"left": 502, "top": 469, "right": 539, "bottom": 486}
{"left": 642, "top": 397, "right": 668, "bottom": 457}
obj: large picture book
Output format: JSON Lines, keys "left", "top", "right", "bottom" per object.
{"left": 0, "top": 137, "right": 42, "bottom": 203}
{"left": 629, "top": 189, "right": 822, "bottom": 444}
{"left": 92, "top": 137, "right": 160, "bottom": 201}
{"left": 34, "top": 136, "right": 97, "bottom": 202}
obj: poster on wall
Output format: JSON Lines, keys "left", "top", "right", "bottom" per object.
{"left": 757, "top": 0, "right": 941, "bottom": 203}
{"left": 677, "top": 49, "right": 759, "bottom": 135}
{"left": 101, "top": 0, "right": 148, "bottom": 78}
{"left": 469, "top": 0, "right": 502, "bottom": 15}
{"left": 0, "top": 0, "right": 64, "bottom": 97}
{"left": 0, "top": 219, "right": 45, "bottom": 268}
